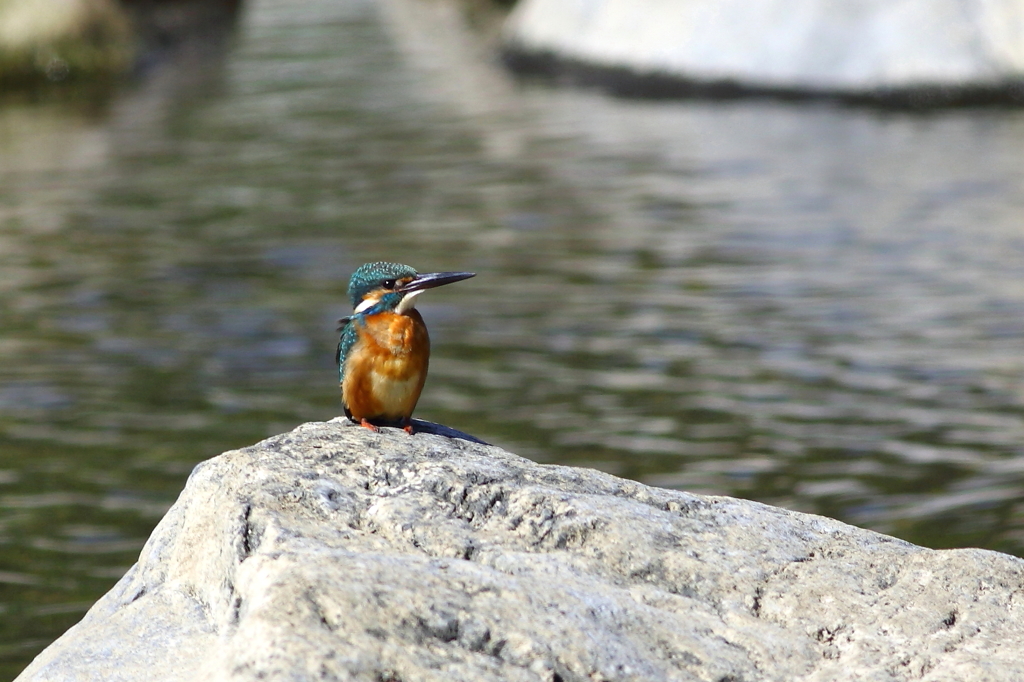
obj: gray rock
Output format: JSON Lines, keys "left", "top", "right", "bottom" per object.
{"left": 503, "top": 0, "right": 1024, "bottom": 97}
{"left": 16, "top": 418, "right": 1024, "bottom": 681}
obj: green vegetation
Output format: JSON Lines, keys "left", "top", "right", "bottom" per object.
{"left": 0, "top": 0, "right": 134, "bottom": 86}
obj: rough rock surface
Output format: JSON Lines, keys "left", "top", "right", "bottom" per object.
{"left": 503, "top": 0, "right": 1024, "bottom": 98}
{"left": 17, "top": 418, "right": 1024, "bottom": 681}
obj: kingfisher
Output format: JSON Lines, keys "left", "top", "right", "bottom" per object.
{"left": 336, "top": 261, "right": 475, "bottom": 434}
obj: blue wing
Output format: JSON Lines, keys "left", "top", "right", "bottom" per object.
{"left": 336, "top": 316, "right": 360, "bottom": 384}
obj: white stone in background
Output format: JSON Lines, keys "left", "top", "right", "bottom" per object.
{"left": 503, "top": 0, "right": 1024, "bottom": 91}
{"left": 15, "top": 419, "right": 1024, "bottom": 681}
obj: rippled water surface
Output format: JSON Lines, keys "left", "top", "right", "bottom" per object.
{"left": 4, "top": 0, "right": 1024, "bottom": 675}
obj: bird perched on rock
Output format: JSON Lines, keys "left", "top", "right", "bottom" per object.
{"left": 337, "top": 261, "right": 475, "bottom": 434}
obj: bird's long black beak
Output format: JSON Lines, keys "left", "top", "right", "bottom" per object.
{"left": 398, "top": 271, "right": 475, "bottom": 293}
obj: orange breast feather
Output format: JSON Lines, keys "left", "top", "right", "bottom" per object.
{"left": 342, "top": 311, "right": 430, "bottom": 422}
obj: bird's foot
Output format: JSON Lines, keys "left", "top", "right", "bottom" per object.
{"left": 403, "top": 418, "right": 415, "bottom": 435}
{"left": 359, "top": 418, "right": 380, "bottom": 433}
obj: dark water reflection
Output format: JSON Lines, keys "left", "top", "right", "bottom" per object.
{"left": 4, "top": 0, "right": 1024, "bottom": 674}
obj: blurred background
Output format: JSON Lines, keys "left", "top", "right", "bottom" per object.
{"left": 4, "top": 0, "right": 1024, "bottom": 676}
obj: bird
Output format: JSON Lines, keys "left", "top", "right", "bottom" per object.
{"left": 336, "top": 261, "right": 475, "bottom": 434}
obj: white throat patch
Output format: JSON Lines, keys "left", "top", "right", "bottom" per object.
{"left": 395, "top": 289, "right": 424, "bottom": 315}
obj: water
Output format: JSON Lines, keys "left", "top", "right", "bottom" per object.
{"left": 3, "top": 0, "right": 1024, "bottom": 676}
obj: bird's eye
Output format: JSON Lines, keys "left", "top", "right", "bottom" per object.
{"left": 382, "top": 279, "right": 397, "bottom": 290}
